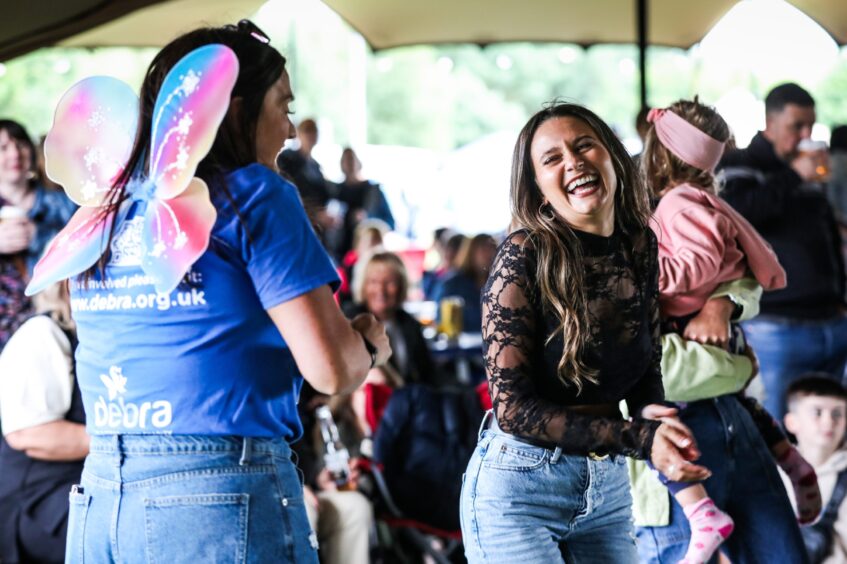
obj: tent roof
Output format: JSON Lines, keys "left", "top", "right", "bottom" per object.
{"left": 320, "top": 0, "right": 739, "bottom": 50}
{"left": 319, "top": 0, "right": 847, "bottom": 50}
{"left": 0, "top": 0, "right": 265, "bottom": 62}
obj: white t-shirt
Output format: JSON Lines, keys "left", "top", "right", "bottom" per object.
{"left": 0, "top": 316, "right": 74, "bottom": 436}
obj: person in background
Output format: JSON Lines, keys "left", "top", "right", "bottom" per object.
{"left": 347, "top": 251, "right": 435, "bottom": 386}
{"left": 0, "top": 120, "right": 74, "bottom": 352}
{"left": 718, "top": 83, "right": 847, "bottom": 420}
{"left": 783, "top": 375, "right": 847, "bottom": 564}
{"left": 432, "top": 233, "right": 497, "bottom": 333}
{"left": 0, "top": 282, "right": 86, "bottom": 564}
{"left": 277, "top": 117, "right": 335, "bottom": 237}
{"left": 336, "top": 219, "right": 389, "bottom": 305}
{"left": 827, "top": 125, "right": 847, "bottom": 222}
{"left": 422, "top": 228, "right": 462, "bottom": 300}
{"left": 329, "top": 147, "right": 395, "bottom": 260}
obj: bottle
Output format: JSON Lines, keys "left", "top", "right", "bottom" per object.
{"left": 316, "top": 405, "right": 354, "bottom": 491}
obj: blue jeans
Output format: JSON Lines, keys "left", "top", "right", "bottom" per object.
{"left": 636, "top": 396, "right": 808, "bottom": 564}
{"left": 460, "top": 412, "right": 638, "bottom": 563}
{"left": 744, "top": 314, "right": 847, "bottom": 420}
{"left": 65, "top": 435, "right": 318, "bottom": 563}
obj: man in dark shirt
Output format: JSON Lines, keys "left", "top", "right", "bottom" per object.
{"left": 719, "top": 83, "right": 847, "bottom": 419}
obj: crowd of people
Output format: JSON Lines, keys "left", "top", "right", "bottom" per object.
{"left": 1, "top": 17, "right": 847, "bottom": 564}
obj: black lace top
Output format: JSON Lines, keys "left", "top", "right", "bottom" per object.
{"left": 482, "top": 228, "right": 663, "bottom": 459}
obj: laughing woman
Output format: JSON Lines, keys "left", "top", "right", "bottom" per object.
{"left": 459, "top": 103, "right": 706, "bottom": 563}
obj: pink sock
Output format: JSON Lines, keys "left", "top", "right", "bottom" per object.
{"left": 778, "top": 446, "right": 822, "bottom": 524}
{"left": 678, "top": 498, "right": 734, "bottom": 564}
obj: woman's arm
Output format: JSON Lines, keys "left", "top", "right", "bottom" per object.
{"left": 484, "top": 233, "right": 658, "bottom": 459}
{"left": 5, "top": 420, "right": 88, "bottom": 461}
{"left": 268, "top": 285, "right": 391, "bottom": 396}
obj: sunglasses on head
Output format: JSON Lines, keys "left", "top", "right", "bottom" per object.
{"left": 229, "top": 19, "right": 270, "bottom": 44}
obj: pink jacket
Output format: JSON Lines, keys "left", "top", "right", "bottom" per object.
{"left": 651, "top": 184, "right": 786, "bottom": 318}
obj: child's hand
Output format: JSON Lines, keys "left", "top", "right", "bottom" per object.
{"left": 641, "top": 404, "right": 679, "bottom": 421}
{"left": 683, "top": 297, "right": 734, "bottom": 349}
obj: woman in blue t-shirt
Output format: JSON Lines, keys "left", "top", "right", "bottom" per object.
{"left": 58, "top": 22, "right": 390, "bottom": 563}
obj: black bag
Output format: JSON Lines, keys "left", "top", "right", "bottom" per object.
{"left": 802, "top": 467, "right": 847, "bottom": 564}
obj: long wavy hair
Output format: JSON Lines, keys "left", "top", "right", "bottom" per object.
{"left": 642, "top": 97, "right": 731, "bottom": 196}
{"left": 510, "top": 102, "right": 652, "bottom": 392}
{"left": 86, "top": 21, "right": 286, "bottom": 277}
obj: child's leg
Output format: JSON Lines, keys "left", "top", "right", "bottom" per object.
{"left": 737, "top": 394, "right": 822, "bottom": 524}
{"left": 772, "top": 438, "right": 822, "bottom": 524}
{"left": 670, "top": 483, "right": 734, "bottom": 564}
{"left": 646, "top": 459, "right": 734, "bottom": 564}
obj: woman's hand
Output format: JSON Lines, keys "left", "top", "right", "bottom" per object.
{"left": 649, "top": 419, "right": 711, "bottom": 483}
{"left": 351, "top": 313, "right": 391, "bottom": 367}
{"left": 682, "top": 297, "right": 735, "bottom": 349}
{"left": 0, "top": 217, "right": 35, "bottom": 254}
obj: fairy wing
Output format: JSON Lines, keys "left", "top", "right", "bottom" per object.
{"left": 25, "top": 204, "right": 127, "bottom": 296}
{"left": 141, "top": 178, "right": 217, "bottom": 294}
{"left": 44, "top": 76, "right": 139, "bottom": 207}
{"left": 147, "top": 44, "right": 239, "bottom": 199}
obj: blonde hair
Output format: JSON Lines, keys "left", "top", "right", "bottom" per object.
{"left": 351, "top": 251, "right": 409, "bottom": 306}
{"left": 641, "top": 97, "right": 731, "bottom": 196}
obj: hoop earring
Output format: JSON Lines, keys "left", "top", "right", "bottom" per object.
{"left": 539, "top": 202, "right": 555, "bottom": 221}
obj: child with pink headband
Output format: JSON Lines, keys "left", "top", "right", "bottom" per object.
{"left": 643, "top": 98, "right": 821, "bottom": 563}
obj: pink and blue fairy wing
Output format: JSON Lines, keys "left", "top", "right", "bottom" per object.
{"left": 44, "top": 76, "right": 138, "bottom": 207}
{"left": 141, "top": 178, "right": 217, "bottom": 294}
{"left": 25, "top": 205, "right": 125, "bottom": 296}
{"left": 147, "top": 44, "right": 239, "bottom": 200}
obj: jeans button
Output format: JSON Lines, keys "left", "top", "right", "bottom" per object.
{"left": 728, "top": 424, "right": 734, "bottom": 433}
{"left": 282, "top": 497, "right": 289, "bottom": 507}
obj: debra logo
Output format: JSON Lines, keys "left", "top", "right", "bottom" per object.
{"left": 94, "top": 366, "right": 173, "bottom": 429}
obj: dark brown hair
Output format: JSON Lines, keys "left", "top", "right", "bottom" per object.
{"left": 89, "top": 21, "right": 287, "bottom": 276}
{"left": 0, "top": 119, "right": 37, "bottom": 188}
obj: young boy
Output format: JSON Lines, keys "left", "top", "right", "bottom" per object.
{"left": 784, "top": 375, "right": 847, "bottom": 563}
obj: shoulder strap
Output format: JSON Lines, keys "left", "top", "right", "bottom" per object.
{"left": 819, "top": 466, "right": 847, "bottom": 529}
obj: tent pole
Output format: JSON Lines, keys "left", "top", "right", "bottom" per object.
{"left": 637, "top": 0, "right": 648, "bottom": 109}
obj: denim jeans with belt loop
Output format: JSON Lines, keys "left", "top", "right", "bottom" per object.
{"left": 65, "top": 434, "right": 318, "bottom": 563}
{"left": 460, "top": 410, "right": 639, "bottom": 563}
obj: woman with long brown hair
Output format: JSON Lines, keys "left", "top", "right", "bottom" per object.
{"left": 459, "top": 102, "right": 705, "bottom": 562}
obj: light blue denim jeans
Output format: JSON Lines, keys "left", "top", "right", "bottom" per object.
{"left": 460, "top": 411, "right": 638, "bottom": 563}
{"left": 65, "top": 434, "right": 318, "bottom": 563}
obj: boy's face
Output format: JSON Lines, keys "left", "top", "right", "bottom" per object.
{"left": 785, "top": 395, "right": 847, "bottom": 453}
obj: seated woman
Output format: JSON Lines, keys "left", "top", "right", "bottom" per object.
{"left": 347, "top": 251, "right": 436, "bottom": 386}
{"left": 432, "top": 233, "right": 497, "bottom": 333}
{"left": 0, "top": 281, "right": 87, "bottom": 564}
{"left": 0, "top": 120, "right": 75, "bottom": 352}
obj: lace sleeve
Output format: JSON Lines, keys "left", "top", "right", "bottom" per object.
{"left": 624, "top": 231, "right": 665, "bottom": 417}
{"left": 482, "top": 233, "right": 659, "bottom": 460}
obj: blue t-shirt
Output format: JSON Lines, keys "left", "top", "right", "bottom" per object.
{"left": 70, "top": 164, "right": 339, "bottom": 440}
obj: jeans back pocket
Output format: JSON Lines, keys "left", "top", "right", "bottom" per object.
{"left": 144, "top": 493, "right": 249, "bottom": 564}
{"left": 66, "top": 487, "right": 91, "bottom": 564}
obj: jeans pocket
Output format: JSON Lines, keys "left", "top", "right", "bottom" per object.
{"left": 65, "top": 487, "right": 91, "bottom": 564}
{"left": 144, "top": 493, "right": 249, "bottom": 564}
{"left": 483, "top": 440, "right": 548, "bottom": 472}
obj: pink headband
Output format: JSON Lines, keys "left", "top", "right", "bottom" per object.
{"left": 647, "top": 108, "right": 725, "bottom": 172}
